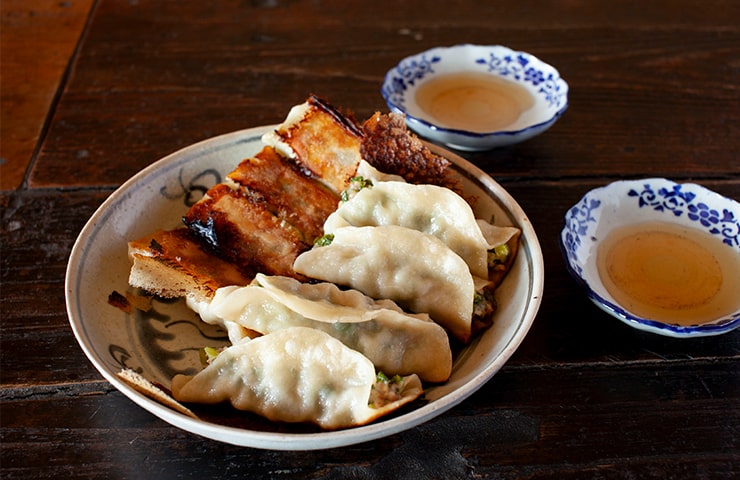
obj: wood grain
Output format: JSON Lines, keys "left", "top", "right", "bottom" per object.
{"left": 2, "top": 363, "right": 737, "bottom": 479}
{"left": 0, "top": 0, "right": 95, "bottom": 190}
{"left": 2, "top": 0, "right": 739, "bottom": 478}
{"left": 27, "top": 0, "right": 740, "bottom": 188}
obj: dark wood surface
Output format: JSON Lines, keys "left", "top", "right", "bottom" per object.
{"left": 2, "top": 0, "right": 738, "bottom": 478}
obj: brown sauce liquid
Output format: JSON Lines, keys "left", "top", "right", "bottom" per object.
{"left": 597, "top": 221, "right": 740, "bottom": 326}
{"left": 415, "top": 72, "right": 535, "bottom": 133}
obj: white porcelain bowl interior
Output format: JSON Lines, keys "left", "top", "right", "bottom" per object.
{"left": 561, "top": 178, "right": 740, "bottom": 337}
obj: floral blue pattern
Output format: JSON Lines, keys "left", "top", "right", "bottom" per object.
{"left": 383, "top": 49, "right": 567, "bottom": 110}
{"left": 382, "top": 46, "right": 568, "bottom": 109}
{"left": 562, "top": 197, "right": 601, "bottom": 276}
{"left": 626, "top": 183, "right": 740, "bottom": 248}
{"left": 475, "top": 52, "right": 565, "bottom": 108}
{"left": 564, "top": 182, "right": 740, "bottom": 266}
{"left": 381, "top": 45, "right": 569, "bottom": 150}
{"left": 383, "top": 54, "right": 442, "bottom": 107}
{"left": 627, "top": 183, "right": 695, "bottom": 216}
{"left": 560, "top": 179, "right": 740, "bottom": 337}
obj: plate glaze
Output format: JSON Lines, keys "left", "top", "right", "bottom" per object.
{"left": 66, "top": 125, "right": 544, "bottom": 450}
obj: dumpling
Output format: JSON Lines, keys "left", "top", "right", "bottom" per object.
{"left": 477, "top": 219, "right": 521, "bottom": 288}
{"left": 171, "top": 327, "right": 423, "bottom": 429}
{"left": 354, "top": 158, "right": 406, "bottom": 183}
{"left": 293, "top": 225, "right": 476, "bottom": 343}
{"left": 324, "top": 163, "right": 490, "bottom": 278}
{"left": 193, "top": 273, "right": 452, "bottom": 382}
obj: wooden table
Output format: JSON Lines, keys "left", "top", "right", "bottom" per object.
{"left": 2, "top": 0, "right": 738, "bottom": 478}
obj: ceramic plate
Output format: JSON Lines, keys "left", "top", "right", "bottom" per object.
{"left": 66, "top": 125, "right": 544, "bottom": 450}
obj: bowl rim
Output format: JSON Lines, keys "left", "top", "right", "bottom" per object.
{"left": 381, "top": 43, "right": 569, "bottom": 139}
{"left": 560, "top": 177, "right": 740, "bottom": 338}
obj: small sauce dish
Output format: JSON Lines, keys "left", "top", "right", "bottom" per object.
{"left": 561, "top": 178, "right": 740, "bottom": 338}
{"left": 382, "top": 44, "right": 569, "bottom": 151}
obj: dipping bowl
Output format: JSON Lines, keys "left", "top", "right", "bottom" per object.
{"left": 561, "top": 178, "right": 740, "bottom": 337}
{"left": 382, "top": 44, "right": 568, "bottom": 151}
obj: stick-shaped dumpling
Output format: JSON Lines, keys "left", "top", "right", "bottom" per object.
{"left": 171, "top": 327, "right": 423, "bottom": 430}
{"left": 293, "top": 225, "right": 475, "bottom": 342}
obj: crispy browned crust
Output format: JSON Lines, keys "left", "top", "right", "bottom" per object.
{"left": 226, "top": 146, "right": 339, "bottom": 244}
{"left": 128, "top": 98, "right": 361, "bottom": 301}
{"left": 267, "top": 95, "right": 364, "bottom": 195}
{"left": 181, "top": 143, "right": 344, "bottom": 280}
{"left": 127, "top": 97, "right": 517, "bottom": 333}
{"left": 360, "top": 112, "right": 461, "bottom": 193}
{"left": 128, "top": 228, "right": 256, "bottom": 302}
{"left": 183, "top": 183, "right": 310, "bottom": 279}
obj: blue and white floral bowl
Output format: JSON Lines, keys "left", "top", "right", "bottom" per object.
{"left": 382, "top": 44, "right": 568, "bottom": 151}
{"left": 561, "top": 178, "right": 740, "bottom": 338}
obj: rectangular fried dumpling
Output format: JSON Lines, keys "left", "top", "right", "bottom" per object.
{"left": 181, "top": 138, "right": 347, "bottom": 282}
{"left": 190, "top": 273, "right": 452, "bottom": 383}
{"left": 170, "top": 327, "right": 423, "bottom": 430}
{"left": 183, "top": 183, "right": 309, "bottom": 278}
{"left": 262, "top": 95, "right": 364, "bottom": 196}
{"left": 127, "top": 228, "right": 257, "bottom": 303}
{"left": 225, "top": 146, "right": 339, "bottom": 244}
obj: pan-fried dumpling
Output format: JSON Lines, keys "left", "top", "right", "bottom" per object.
{"left": 193, "top": 274, "right": 452, "bottom": 382}
{"left": 171, "top": 327, "right": 423, "bottom": 429}
{"left": 293, "top": 225, "right": 475, "bottom": 343}
{"left": 324, "top": 164, "right": 490, "bottom": 278}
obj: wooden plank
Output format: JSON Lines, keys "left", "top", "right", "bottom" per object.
{"left": 0, "top": 0, "right": 95, "bottom": 190}
{"left": 26, "top": 0, "right": 740, "bottom": 188}
{"left": 1, "top": 362, "right": 738, "bottom": 478}
{"left": 2, "top": 1, "right": 739, "bottom": 476}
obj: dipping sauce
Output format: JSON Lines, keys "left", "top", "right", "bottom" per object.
{"left": 597, "top": 221, "right": 740, "bottom": 326}
{"left": 415, "top": 72, "right": 535, "bottom": 133}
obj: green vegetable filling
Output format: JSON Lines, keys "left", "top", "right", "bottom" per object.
{"left": 488, "top": 243, "right": 511, "bottom": 267}
{"left": 473, "top": 289, "right": 496, "bottom": 319}
{"left": 340, "top": 176, "right": 374, "bottom": 202}
{"left": 376, "top": 371, "right": 403, "bottom": 385}
{"left": 370, "top": 371, "right": 405, "bottom": 408}
{"left": 313, "top": 233, "right": 335, "bottom": 247}
{"left": 200, "top": 346, "right": 221, "bottom": 365}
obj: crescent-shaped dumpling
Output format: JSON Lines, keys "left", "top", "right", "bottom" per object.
{"left": 293, "top": 225, "right": 475, "bottom": 343}
{"left": 191, "top": 274, "right": 452, "bottom": 382}
{"left": 324, "top": 171, "right": 490, "bottom": 279}
{"left": 171, "top": 327, "right": 423, "bottom": 429}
